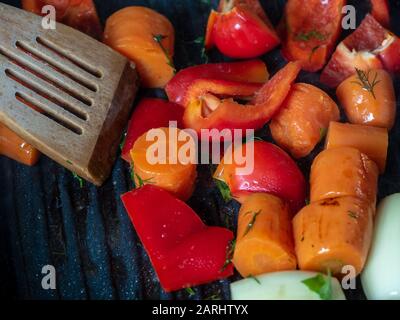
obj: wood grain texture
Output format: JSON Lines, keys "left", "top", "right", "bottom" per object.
{"left": 1, "top": 0, "right": 400, "bottom": 300}
{"left": 0, "top": 3, "right": 138, "bottom": 185}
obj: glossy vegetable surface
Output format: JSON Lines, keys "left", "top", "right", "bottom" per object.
{"left": 280, "top": 0, "right": 345, "bottom": 72}
{"left": 230, "top": 270, "right": 346, "bottom": 300}
{"left": 270, "top": 83, "right": 340, "bottom": 158}
{"left": 370, "top": 0, "right": 390, "bottom": 28}
{"left": 121, "top": 185, "right": 234, "bottom": 292}
{"left": 165, "top": 60, "right": 268, "bottom": 106}
{"left": 310, "top": 147, "right": 379, "bottom": 206}
{"left": 130, "top": 127, "right": 197, "bottom": 201}
{"left": 336, "top": 69, "right": 396, "bottom": 129}
{"left": 205, "top": 0, "right": 280, "bottom": 58}
{"left": 183, "top": 61, "right": 300, "bottom": 140}
{"left": 293, "top": 196, "right": 374, "bottom": 275}
{"left": 233, "top": 193, "right": 297, "bottom": 277}
{"left": 121, "top": 98, "right": 184, "bottom": 162}
{"left": 22, "top": 0, "right": 102, "bottom": 39}
{"left": 214, "top": 141, "right": 306, "bottom": 214}
{"left": 104, "top": 6, "right": 175, "bottom": 88}
{"left": 0, "top": 123, "right": 40, "bottom": 166}
{"left": 325, "top": 122, "right": 388, "bottom": 173}
{"left": 361, "top": 194, "right": 400, "bottom": 300}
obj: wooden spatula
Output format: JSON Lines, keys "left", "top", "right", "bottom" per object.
{"left": 0, "top": 3, "right": 138, "bottom": 185}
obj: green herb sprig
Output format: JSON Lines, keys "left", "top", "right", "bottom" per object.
{"left": 214, "top": 179, "right": 232, "bottom": 202}
{"left": 247, "top": 274, "right": 261, "bottom": 285}
{"left": 351, "top": 68, "right": 381, "bottom": 99}
{"left": 301, "top": 269, "right": 333, "bottom": 300}
{"left": 296, "top": 30, "right": 326, "bottom": 41}
{"left": 348, "top": 210, "right": 359, "bottom": 219}
{"left": 130, "top": 164, "right": 154, "bottom": 188}
{"left": 71, "top": 172, "right": 84, "bottom": 188}
{"left": 153, "top": 34, "right": 176, "bottom": 74}
{"left": 185, "top": 287, "right": 196, "bottom": 297}
{"left": 220, "top": 239, "right": 236, "bottom": 272}
{"left": 243, "top": 210, "right": 262, "bottom": 237}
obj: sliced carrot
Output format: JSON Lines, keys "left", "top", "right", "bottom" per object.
{"left": 336, "top": 69, "right": 396, "bottom": 129}
{"left": 325, "top": 121, "right": 388, "bottom": 173}
{"left": 310, "top": 147, "right": 379, "bottom": 207}
{"left": 270, "top": 83, "right": 340, "bottom": 158}
{"left": 104, "top": 7, "right": 175, "bottom": 88}
{"left": 233, "top": 193, "right": 297, "bottom": 277}
{"left": 0, "top": 123, "right": 40, "bottom": 166}
{"left": 130, "top": 127, "right": 197, "bottom": 201}
{"left": 293, "top": 196, "right": 374, "bottom": 275}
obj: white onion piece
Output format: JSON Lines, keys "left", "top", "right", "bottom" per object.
{"left": 230, "top": 270, "right": 346, "bottom": 300}
{"left": 361, "top": 194, "right": 400, "bottom": 300}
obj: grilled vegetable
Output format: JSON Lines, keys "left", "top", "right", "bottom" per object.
{"left": 370, "top": 0, "right": 390, "bottom": 28}
{"left": 270, "top": 83, "right": 340, "bottom": 158}
{"left": 293, "top": 196, "right": 374, "bottom": 275}
{"left": 336, "top": 69, "right": 396, "bottom": 129}
{"left": 233, "top": 193, "right": 297, "bottom": 277}
{"left": 130, "top": 127, "right": 197, "bottom": 201}
{"left": 183, "top": 61, "right": 300, "bottom": 141}
{"left": 321, "top": 14, "right": 400, "bottom": 86}
{"left": 214, "top": 141, "right": 306, "bottom": 214}
{"left": 121, "top": 98, "right": 184, "bottom": 162}
{"left": 121, "top": 185, "right": 234, "bottom": 292}
{"left": 325, "top": 122, "right": 388, "bottom": 173}
{"left": 22, "top": 0, "right": 102, "bottom": 39}
{"left": 361, "top": 194, "right": 400, "bottom": 300}
{"left": 230, "top": 270, "right": 346, "bottom": 300}
{"left": 280, "top": 0, "right": 345, "bottom": 72}
{"left": 165, "top": 60, "right": 268, "bottom": 106}
{"left": 310, "top": 147, "right": 379, "bottom": 207}
{"left": 0, "top": 123, "right": 40, "bottom": 166}
{"left": 205, "top": 0, "right": 280, "bottom": 59}
{"left": 104, "top": 6, "right": 175, "bottom": 88}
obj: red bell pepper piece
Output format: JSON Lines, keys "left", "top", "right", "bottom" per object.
{"left": 320, "top": 14, "right": 395, "bottom": 87}
{"left": 214, "top": 141, "right": 307, "bottom": 214}
{"left": 377, "top": 33, "right": 400, "bottom": 74}
{"left": 205, "top": 0, "right": 280, "bottom": 59}
{"left": 183, "top": 79, "right": 263, "bottom": 108}
{"left": 121, "top": 98, "right": 184, "bottom": 162}
{"left": 121, "top": 185, "right": 234, "bottom": 292}
{"left": 165, "top": 60, "right": 268, "bottom": 106}
{"left": 182, "top": 61, "right": 301, "bottom": 140}
{"left": 22, "top": 0, "right": 102, "bottom": 39}
{"left": 370, "top": 0, "right": 390, "bottom": 28}
{"left": 320, "top": 43, "right": 383, "bottom": 88}
{"left": 342, "top": 14, "right": 387, "bottom": 51}
{"left": 280, "top": 0, "right": 346, "bottom": 72}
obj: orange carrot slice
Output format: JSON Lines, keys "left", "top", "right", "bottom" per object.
{"left": 233, "top": 193, "right": 297, "bottom": 277}
{"left": 293, "top": 196, "right": 374, "bottom": 275}
{"left": 310, "top": 147, "right": 379, "bottom": 207}
{"left": 0, "top": 123, "right": 40, "bottom": 166}
{"left": 325, "top": 121, "right": 388, "bottom": 173}
{"left": 104, "top": 7, "right": 175, "bottom": 88}
{"left": 336, "top": 69, "right": 396, "bottom": 129}
{"left": 130, "top": 127, "right": 197, "bottom": 201}
{"left": 270, "top": 83, "right": 340, "bottom": 158}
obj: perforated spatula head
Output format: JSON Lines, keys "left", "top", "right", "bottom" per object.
{"left": 0, "top": 3, "right": 138, "bottom": 185}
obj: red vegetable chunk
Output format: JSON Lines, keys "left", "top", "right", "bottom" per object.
{"left": 121, "top": 185, "right": 234, "bottom": 292}
{"left": 280, "top": 0, "right": 345, "bottom": 72}
{"left": 205, "top": 0, "right": 280, "bottom": 59}
{"left": 165, "top": 60, "right": 268, "bottom": 106}
{"left": 214, "top": 141, "right": 307, "bottom": 214}
{"left": 121, "top": 98, "right": 184, "bottom": 162}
